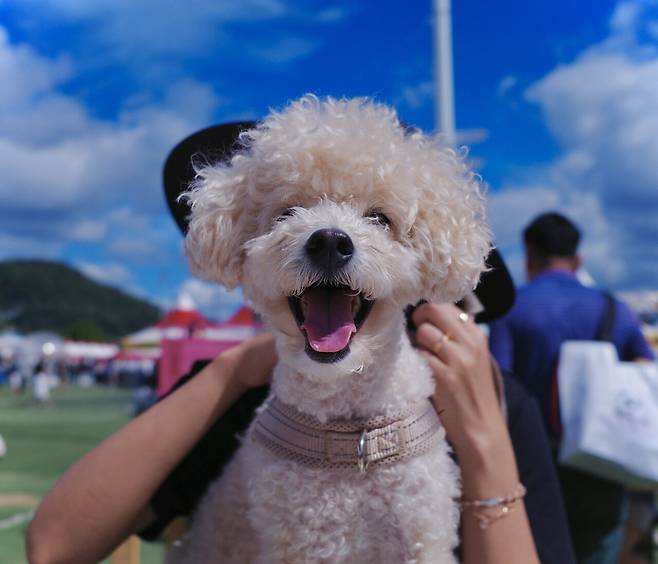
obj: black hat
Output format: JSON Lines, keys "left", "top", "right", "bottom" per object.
{"left": 471, "top": 247, "right": 515, "bottom": 323}
{"left": 163, "top": 123, "right": 515, "bottom": 322}
{"left": 163, "top": 121, "right": 257, "bottom": 234}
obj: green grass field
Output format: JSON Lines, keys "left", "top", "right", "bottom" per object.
{"left": 0, "top": 385, "right": 165, "bottom": 564}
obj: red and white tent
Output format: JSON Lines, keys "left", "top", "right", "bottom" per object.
{"left": 197, "top": 305, "right": 261, "bottom": 342}
{"left": 120, "top": 293, "right": 262, "bottom": 394}
{"left": 122, "top": 293, "right": 217, "bottom": 348}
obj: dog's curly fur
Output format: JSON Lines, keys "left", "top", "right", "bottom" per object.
{"left": 175, "top": 95, "right": 491, "bottom": 563}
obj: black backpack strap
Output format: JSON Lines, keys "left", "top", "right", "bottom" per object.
{"left": 596, "top": 292, "right": 616, "bottom": 342}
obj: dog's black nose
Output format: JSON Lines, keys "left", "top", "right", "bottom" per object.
{"left": 305, "top": 229, "right": 354, "bottom": 270}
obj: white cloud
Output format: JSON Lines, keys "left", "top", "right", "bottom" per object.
{"left": 26, "top": 0, "right": 289, "bottom": 60}
{"left": 0, "top": 2, "right": 353, "bottom": 310}
{"left": 106, "top": 237, "right": 168, "bottom": 264}
{"left": 0, "top": 26, "right": 220, "bottom": 241}
{"left": 526, "top": 50, "right": 658, "bottom": 207}
{"left": 490, "top": 0, "right": 658, "bottom": 290}
{"left": 497, "top": 75, "right": 517, "bottom": 96}
{"left": 0, "top": 26, "right": 217, "bottom": 314}
{"left": 16, "top": 0, "right": 343, "bottom": 70}
{"left": 648, "top": 20, "right": 658, "bottom": 40}
{"left": 488, "top": 186, "right": 625, "bottom": 285}
{"left": 488, "top": 186, "right": 561, "bottom": 249}
{"left": 314, "top": 7, "right": 351, "bottom": 23}
{"left": 179, "top": 278, "right": 245, "bottom": 322}
{"left": 69, "top": 207, "right": 184, "bottom": 266}
{"left": 398, "top": 80, "right": 433, "bottom": 110}
{"left": 68, "top": 219, "right": 107, "bottom": 242}
{"left": 248, "top": 36, "right": 320, "bottom": 64}
{"left": 524, "top": 0, "right": 658, "bottom": 209}
{"left": 608, "top": 0, "right": 645, "bottom": 47}
{"left": 76, "top": 260, "right": 141, "bottom": 294}
{"left": 0, "top": 232, "right": 64, "bottom": 260}
{"left": 0, "top": 27, "right": 72, "bottom": 106}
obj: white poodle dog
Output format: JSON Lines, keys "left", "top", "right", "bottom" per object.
{"left": 176, "top": 95, "right": 490, "bottom": 563}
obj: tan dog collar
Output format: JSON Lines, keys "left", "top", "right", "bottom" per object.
{"left": 252, "top": 397, "right": 444, "bottom": 473}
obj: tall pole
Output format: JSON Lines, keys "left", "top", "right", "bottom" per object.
{"left": 433, "top": 0, "right": 456, "bottom": 145}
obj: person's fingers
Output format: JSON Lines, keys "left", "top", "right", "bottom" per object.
{"left": 416, "top": 321, "right": 478, "bottom": 376}
{"left": 414, "top": 302, "right": 488, "bottom": 359}
{"left": 412, "top": 302, "right": 472, "bottom": 345}
{"left": 415, "top": 321, "right": 455, "bottom": 358}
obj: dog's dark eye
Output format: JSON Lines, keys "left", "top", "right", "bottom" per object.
{"left": 275, "top": 208, "right": 296, "bottom": 222}
{"left": 365, "top": 210, "right": 391, "bottom": 229}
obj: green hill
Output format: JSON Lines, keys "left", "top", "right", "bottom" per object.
{"left": 0, "top": 260, "right": 161, "bottom": 340}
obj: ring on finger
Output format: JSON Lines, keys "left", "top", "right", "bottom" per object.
{"left": 431, "top": 332, "right": 451, "bottom": 355}
{"left": 458, "top": 312, "right": 471, "bottom": 324}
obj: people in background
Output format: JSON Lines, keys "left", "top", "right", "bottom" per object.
{"left": 489, "top": 211, "right": 655, "bottom": 563}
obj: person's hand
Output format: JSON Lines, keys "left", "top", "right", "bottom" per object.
{"left": 223, "top": 332, "right": 277, "bottom": 390}
{"left": 411, "top": 302, "right": 538, "bottom": 563}
{"left": 411, "top": 302, "right": 508, "bottom": 468}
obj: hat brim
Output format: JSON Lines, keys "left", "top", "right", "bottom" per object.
{"left": 163, "top": 121, "right": 257, "bottom": 234}
{"left": 162, "top": 124, "right": 515, "bottom": 322}
{"left": 472, "top": 248, "right": 516, "bottom": 323}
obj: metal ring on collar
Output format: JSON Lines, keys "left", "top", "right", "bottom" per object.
{"left": 357, "top": 429, "right": 369, "bottom": 474}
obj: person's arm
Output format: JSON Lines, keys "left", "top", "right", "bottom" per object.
{"left": 412, "top": 303, "right": 539, "bottom": 564}
{"left": 26, "top": 333, "right": 276, "bottom": 564}
{"left": 504, "top": 375, "right": 576, "bottom": 563}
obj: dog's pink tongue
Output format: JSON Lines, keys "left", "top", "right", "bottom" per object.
{"left": 301, "top": 287, "right": 356, "bottom": 353}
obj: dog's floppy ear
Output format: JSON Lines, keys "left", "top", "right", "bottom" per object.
{"left": 412, "top": 146, "right": 491, "bottom": 304}
{"left": 182, "top": 163, "right": 251, "bottom": 289}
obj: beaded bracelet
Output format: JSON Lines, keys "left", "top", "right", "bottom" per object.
{"left": 460, "top": 483, "right": 527, "bottom": 530}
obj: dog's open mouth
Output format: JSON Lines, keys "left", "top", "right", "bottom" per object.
{"left": 288, "top": 284, "right": 374, "bottom": 363}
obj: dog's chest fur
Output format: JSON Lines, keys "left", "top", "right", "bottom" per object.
{"left": 176, "top": 346, "right": 461, "bottom": 564}
{"left": 181, "top": 434, "right": 460, "bottom": 564}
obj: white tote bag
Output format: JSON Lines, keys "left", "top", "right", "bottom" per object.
{"left": 557, "top": 341, "right": 658, "bottom": 489}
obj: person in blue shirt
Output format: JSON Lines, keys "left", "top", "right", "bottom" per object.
{"left": 489, "top": 212, "right": 655, "bottom": 564}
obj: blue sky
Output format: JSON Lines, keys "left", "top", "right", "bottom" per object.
{"left": 1, "top": 0, "right": 657, "bottom": 320}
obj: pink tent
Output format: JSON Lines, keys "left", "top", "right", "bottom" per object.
{"left": 157, "top": 337, "right": 241, "bottom": 396}
{"left": 157, "top": 306, "right": 262, "bottom": 396}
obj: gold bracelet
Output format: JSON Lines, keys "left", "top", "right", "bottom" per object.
{"left": 460, "top": 483, "right": 527, "bottom": 530}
